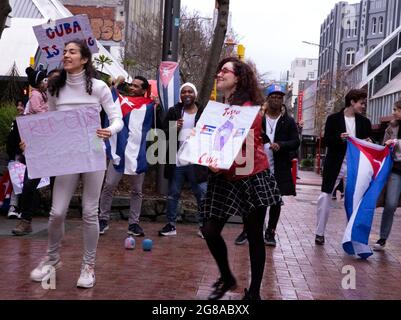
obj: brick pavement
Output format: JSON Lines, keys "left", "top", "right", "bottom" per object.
{"left": 1, "top": 170, "right": 401, "bottom": 300}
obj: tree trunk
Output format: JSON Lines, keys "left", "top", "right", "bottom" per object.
{"left": 197, "top": 0, "right": 229, "bottom": 109}
{"left": 0, "top": 0, "right": 11, "bottom": 39}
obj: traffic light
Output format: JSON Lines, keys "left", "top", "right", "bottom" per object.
{"left": 210, "top": 80, "right": 217, "bottom": 101}
{"left": 237, "top": 44, "right": 245, "bottom": 61}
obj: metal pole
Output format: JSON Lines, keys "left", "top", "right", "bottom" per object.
{"left": 171, "top": 0, "right": 181, "bottom": 62}
{"left": 162, "top": 0, "right": 173, "bottom": 61}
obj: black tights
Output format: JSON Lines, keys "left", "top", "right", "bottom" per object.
{"left": 202, "top": 207, "right": 267, "bottom": 296}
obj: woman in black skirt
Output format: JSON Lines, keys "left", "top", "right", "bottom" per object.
{"left": 202, "top": 57, "right": 282, "bottom": 300}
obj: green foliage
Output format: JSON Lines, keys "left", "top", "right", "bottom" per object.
{"left": 300, "top": 158, "right": 313, "bottom": 168}
{"left": 0, "top": 102, "right": 16, "bottom": 149}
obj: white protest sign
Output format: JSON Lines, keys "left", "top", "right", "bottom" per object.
{"left": 8, "top": 161, "right": 50, "bottom": 195}
{"left": 33, "top": 15, "right": 98, "bottom": 66}
{"left": 178, "top": 101, "right": 260, "bottom": 169}
{"left": 16, "top": 106, "right": 106, "bottom": 179}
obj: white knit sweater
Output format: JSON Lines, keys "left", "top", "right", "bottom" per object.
{"left": 47, "top": 70, "right": 123, "bottom": 135}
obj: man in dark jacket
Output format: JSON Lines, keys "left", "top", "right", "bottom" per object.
{"left": 158, "top": 83, "right": 208, "bottom": 237}
{"left": 235, "top": 84, "right": 300, "bottom": 247}
{"left": 315, "top": 89, "right": 372, "bottom": 245}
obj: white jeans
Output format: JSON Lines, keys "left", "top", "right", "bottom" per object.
{"left": 47, "top": 171, "right": 105, "bottom": 266}
{"left": 316, "top": 161, "right": 347, "bottom": 236}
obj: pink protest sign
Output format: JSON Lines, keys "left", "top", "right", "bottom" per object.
{"left": 16, "top": 106, "right": 106, "bottom": 179}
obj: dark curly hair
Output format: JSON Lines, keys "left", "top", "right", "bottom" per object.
{"left": 216, "top": 57, "right": 264, "bottom": 106}
{"left": 48, "top": 39, "right": 96, "bottom": 97}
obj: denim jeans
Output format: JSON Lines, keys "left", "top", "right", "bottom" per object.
{"left": 166, "top": 165, "right": 206, "bottom": 226}
{"left": 380, "top": 172, "right": 401, "bottom": 240}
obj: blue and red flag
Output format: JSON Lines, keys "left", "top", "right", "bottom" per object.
{"left": 157, "top": 61, "right": 180, "bottom": 112}
{"left": 104, "top": 87, "right": 154, "bottom": 175}
{"left": 343, "top": 137, "right": 393, "bottom": 259}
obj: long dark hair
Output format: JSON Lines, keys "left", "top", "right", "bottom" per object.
{"left": 216, "top": 57, "right": 264, "bottom": 106}
{"left": 48, "top": 39, "right": 96, "bottom": 97}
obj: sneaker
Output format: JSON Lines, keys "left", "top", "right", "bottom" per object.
{"left": 158, "top": 223, "right": 177, "bottom": 236}
{"left": 373, "top": 239, "right": 386, "bottom": 251}
{"left": 99, "top": 220, "right": 109, "bottom": 235}
{"left": 264, "top": 229, "right": 277, "bottom": 247}
{"left": 235, "top": 231, "right": 247, "bottom": 245}
{"left": 127, "top": 223, "right": 145, "bottom": 237}
{"left": 30, "top": 256, "right": 61, "bottom": 282}
{"left": 7, "top": 206, "right": 20, "bottom": 219}
{"left": 197, "top": 228, "right": 205, "bottom": 239}
{"left": 77, "top": 264, "right": 96, "bottom": 289}
{"left": 12, "top": 219, "right": 32, "bottom": 236}
{"left": 315, "top": 235, "right": 325, "bottom": 245}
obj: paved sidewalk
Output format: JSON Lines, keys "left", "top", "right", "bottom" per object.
{"left": 0, "top": 170, "right": 401, "bottom": 300}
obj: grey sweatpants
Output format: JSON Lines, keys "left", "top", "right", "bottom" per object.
{"left": 47, "top": 170, "right": 105, "bottom": 266}
{"left": 99, "top": 162, "right": 145, "bottom": 225}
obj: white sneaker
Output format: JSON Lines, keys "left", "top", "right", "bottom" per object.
{"left": 77, "top": 264, "right": 96, "bottom": 288}
{"left": 197, "top": 229, "right": 205, "bottom": 239}
{"left": 30, "top": 256, "right": 61, "bottom": 282}
{"left": 7, "top": 206, "right": 20, "bottom": 219}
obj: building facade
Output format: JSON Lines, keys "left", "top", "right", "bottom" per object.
{"left": 288, "top": 58, "right": 318, "bottom": 112}
{"left": 317, "top": 0, "right": 401, "bottom": 102}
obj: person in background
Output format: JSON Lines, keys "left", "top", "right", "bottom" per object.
{"left": 158, "top": 83, "right": 208, "bottom": 238}
{"left": 6, "top": 99, "right": 25, "bottom": 219}
{"left": 315, "top": 89, "right": 371, "bottom": 245}
{"left": 374, "top": 100, "right": 401, "bottom": 251}
{"left": 98, "top": 75, "right": 153, "bottom": 237}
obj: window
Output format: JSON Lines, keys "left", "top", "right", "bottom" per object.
{"left": 308, "top": 59, "right": 313, "bottom": 65}
{"left": 368, "top": 49, "right": 382, "bottom": 74}
{"left": 399, "top": 33, "right": 401, "bottom": 49}
{"left": 308, "top": 72, "right": 315, "bottom": 80}
{"left": 383, "top": 37, "right": 398, "bottom": 62}
{"left": 353, "top": 20, "right": 358, "bottom": 37}
{"left": 347, "top": 21, "right": 351, "bottom": 38}
{"left": 372, "top": 17, "right": 377, "bottom": 34}
{"left": 345, "top": 48, "right": 356, "bottom": 66}
{"left": 379, "top": 17, "right": 384, "bottom": 33}
{"left": 373, "top": 65, "right": 390, "bottom": 95}
{"left": 391, "top": 58, "right": 401, "bottom": 80}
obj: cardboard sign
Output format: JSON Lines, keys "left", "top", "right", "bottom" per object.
{"left": 33, "top": 15, "right": 98, "bottom": 65}
{"left": 16, "top": 106, "right": 106, "bottom": 179}
{"left": 178, "top": 101, "right": 260, "bottom": 169}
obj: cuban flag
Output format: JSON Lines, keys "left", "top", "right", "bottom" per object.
{"left": 343, "top": 137, "right": 393, "bottom": 259}
{"left": 104, "top": 87, "right": 154, "bottom": 175}
{"left": 157, "top": 61, "right": 180, "bottom": 112}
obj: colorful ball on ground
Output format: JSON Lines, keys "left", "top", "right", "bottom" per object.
{"left": 142, "top": 239, "right": 153, "bottom": 251}
{"left": 124, "top": 236, "right": 136, "bottom": 250}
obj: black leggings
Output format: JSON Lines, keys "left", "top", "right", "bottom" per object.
{"left": 267, "top": 204, "right": 281, "bottom": 232}
{"left": 202, "top": 207, "right": 267, "bottom": 295}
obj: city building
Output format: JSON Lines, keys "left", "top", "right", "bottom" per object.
{"left": 317, "top": 0, "right": 401, "bottom": 103}
{"left": 288, "top": 57, "right": 318, "bottom": 112}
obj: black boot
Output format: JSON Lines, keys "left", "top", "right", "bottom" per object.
{"left": 208, "top": 277, "right": 237, "bottom": 300}
{"left": 242, "top": 288, "right": 261, "bottom": 300}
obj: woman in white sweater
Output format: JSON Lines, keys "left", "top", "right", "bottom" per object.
{"left": 30, "top": 40, "right": 123, "bottom": 288}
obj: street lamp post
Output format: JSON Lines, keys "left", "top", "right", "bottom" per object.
{"left": 302, "top": 40, "right": 341, "bottom": 175}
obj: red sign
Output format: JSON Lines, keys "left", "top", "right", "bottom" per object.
{"left": 297, "top": 91, "right": 304, "bottom": 123}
